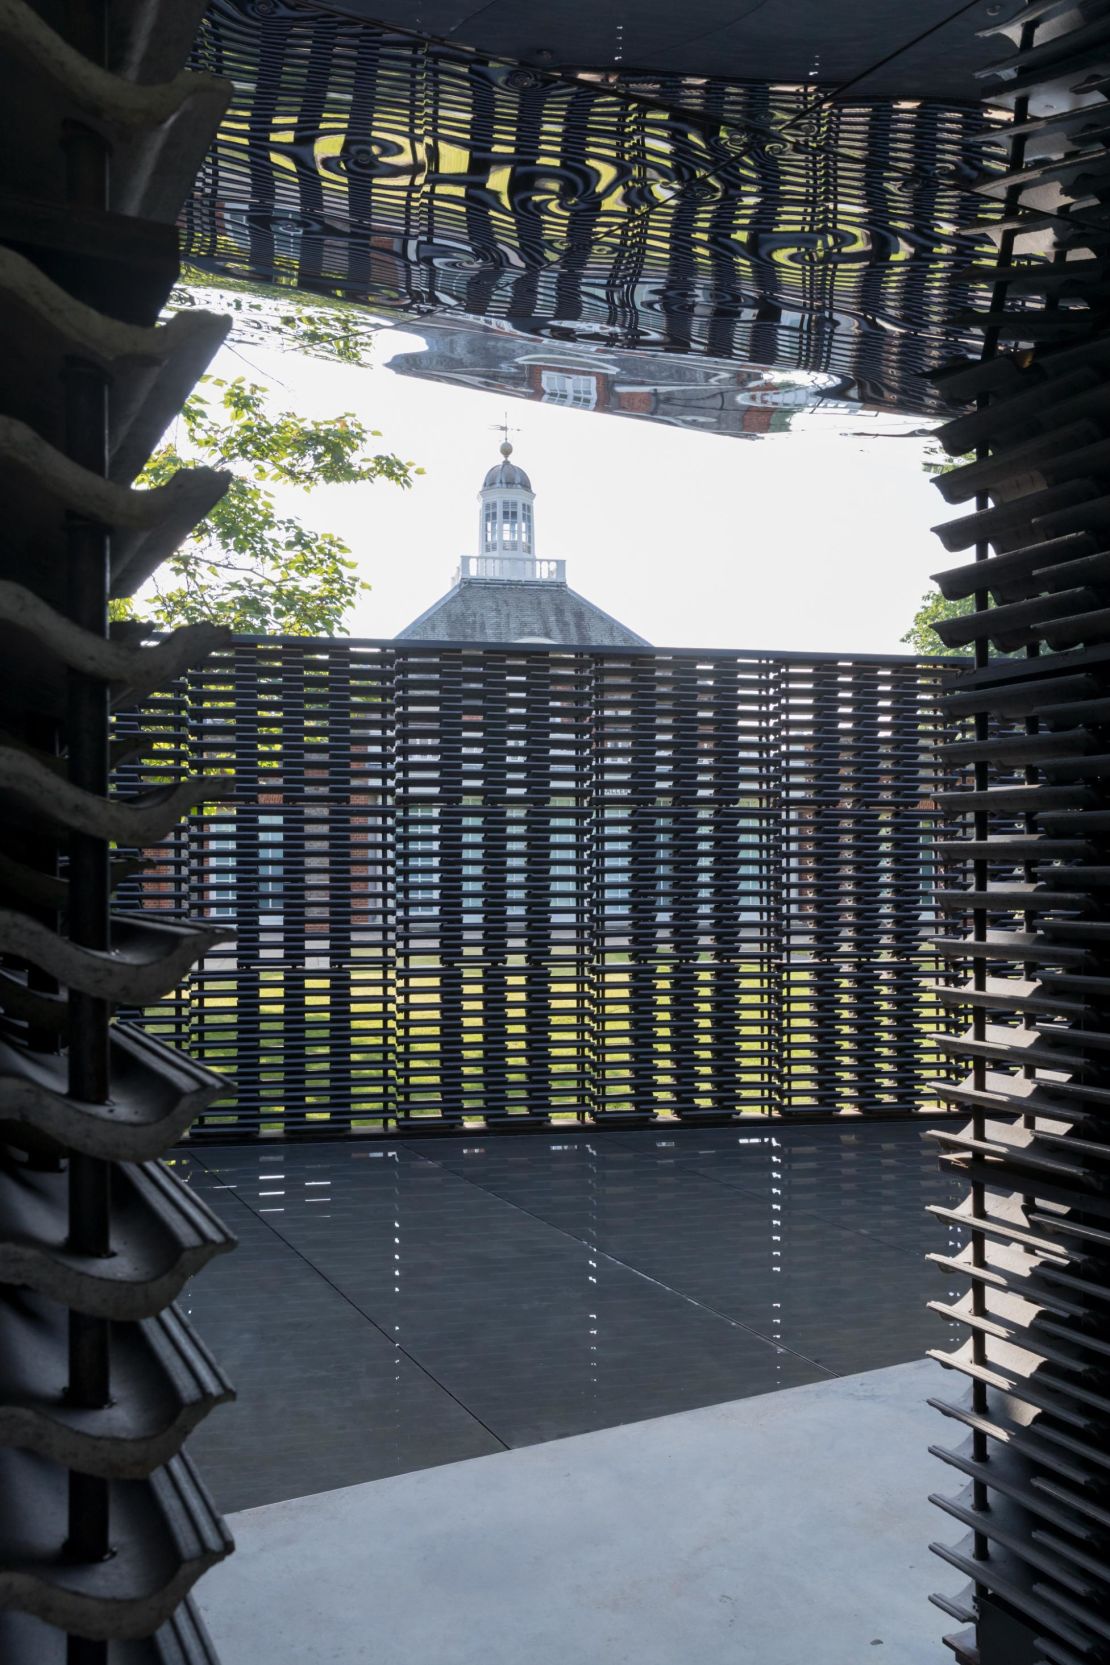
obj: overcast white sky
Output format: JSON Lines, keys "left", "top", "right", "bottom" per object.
{"left": 195, "top": 323, "right": 958, "bottom": 655}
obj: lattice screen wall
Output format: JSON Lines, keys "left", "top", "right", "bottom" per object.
{"left": 117, "top": 639, "right": 965, "bottom": 1135}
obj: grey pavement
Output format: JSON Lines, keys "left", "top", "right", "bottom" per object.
{"left": 198, "top": 1357, "right": 951, "bottom": 1665}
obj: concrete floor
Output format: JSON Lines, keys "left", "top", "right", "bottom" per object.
{"left": 198, "top": 1357, "right": 951, "bottom": 1665}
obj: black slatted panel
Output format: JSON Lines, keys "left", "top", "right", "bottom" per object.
{"left": 925, "top": 6, "right": 1110, "bottom": 1662}
{"left": 119, "top": 639, "right": 963, "bottom": 1136}
{"left": 782, "top": 659, "right": 959, "bottom": 1112}
{"left": 119, "top": 641, "right": 394, "bottom": 1136}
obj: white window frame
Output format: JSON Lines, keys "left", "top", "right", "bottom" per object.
{"left": 541, "top": 370, "right": 597, "bottom": 409}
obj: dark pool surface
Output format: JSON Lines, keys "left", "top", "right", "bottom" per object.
{"left": 173, "top": 1119, "right": 965, "bottom": 1512}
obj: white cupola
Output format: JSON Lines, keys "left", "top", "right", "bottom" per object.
{"left": 398, "top": 430, "right": 649, "bottom": 645}
{"left": 479, "top": 438, "right": 536, "bottom": 559}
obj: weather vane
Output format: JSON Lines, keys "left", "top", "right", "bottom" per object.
{"left": 491, "top": 411, "right": 521, "bottom": 449}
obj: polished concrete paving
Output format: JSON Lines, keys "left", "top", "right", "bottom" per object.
{"left": 198, "top": 1357, "right": 950, "bottom": 1665}
{"left": 175, "top": 1120, "right": 964, "bottom": 1514}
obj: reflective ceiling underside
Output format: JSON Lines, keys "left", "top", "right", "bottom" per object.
{"left": 332, "top": 0, "right": 1019, "bottom": 99}
{"left": 184, "top": 0, "right": 1026, "bottom": 418}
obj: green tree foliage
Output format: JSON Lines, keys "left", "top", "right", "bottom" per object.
{"left": 128, "top": 375, "right": 421, "bottom": 635}
{"left": 902, "top": 441, "right": 999, "bottom": 656}
{"left": 921, "top": 436, "right": 955, "bottom": 477}
{"left": 901, "top": 590, "right": 980, "bottom": 656}
{"left": 170, "top": 266, "right": 387, "bottom": 367}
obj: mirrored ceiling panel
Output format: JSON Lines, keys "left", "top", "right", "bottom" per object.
{"left": 381, "top": 314, "right": 936, "bottom": 440}
{"left": 185, "top": 1, "right": 1018, "bottom": 417}
{"left": 311, "top": 0, "right": 1023, "bottom": 101}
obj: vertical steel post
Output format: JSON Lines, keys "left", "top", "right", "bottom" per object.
{"left": 61, "top": 5, "right": 112, "bottom": 1656}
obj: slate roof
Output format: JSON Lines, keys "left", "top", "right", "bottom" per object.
{"left": 396, "top": 578, "right": 649, "bottom": 646}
